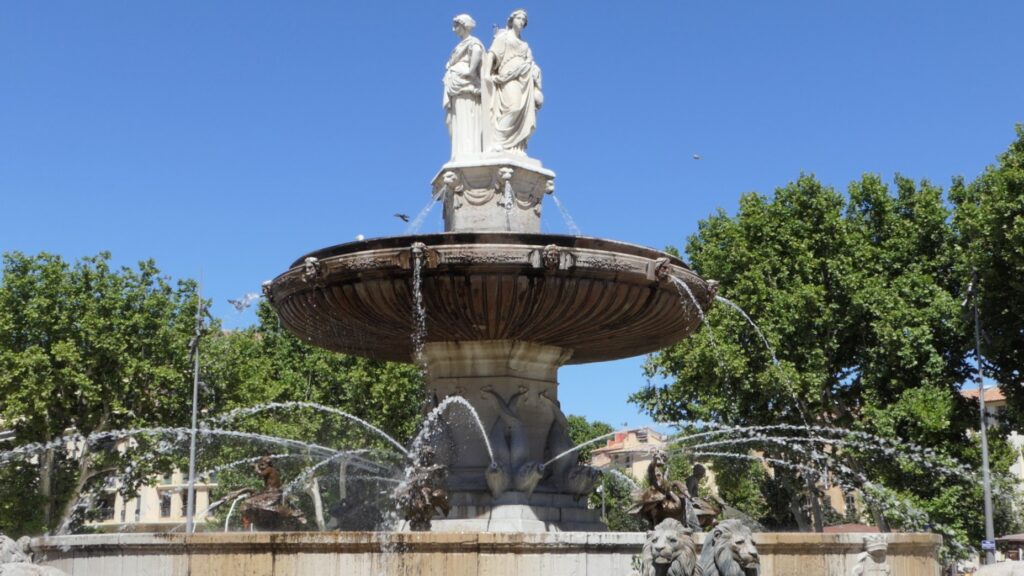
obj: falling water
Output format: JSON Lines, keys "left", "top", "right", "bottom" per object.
{"left": 410, "top": 247, "right": 428, "bottom": 369}
{"left": 543, "top": 429, "right": 624, "bottom": 467}
{"left": 715, "top": 296, "right": 779, "bottom": 365}
{"left": 667, "top": 423, "right": 974, "bottom": 480}
{"left": 550, "top": 194, "right": 581, "bottom": 236}
{"left": 0, "top": 426, "right": 337, "bottom": 466}
{"left": 198, "top": 453, "right": 297, "bottom": 480}
{"left": 687, "top": 448, "right": 969, "bottom": 555}
{"left": 223, "top": 495, "right": 248, "bottom": 532}
{"left": 206, "top": 401, "right": 410, "bottom": 457}
{"left": 603, "top": 468, "right": 639, "bottom": 489}
{"left": 670, "top": 276, "right": 726, "bottom": 375}
{"left": 410, "top": 395, "right": 494, "bottom": 463}
{"left": 283, "top": 449, "right": 376, "bottom": 496}
{"left": 671, "top": 277, "right": 707, "bottom": 324}
{"left": 404, "top": 184, "right": 447, "bottom": 235}
{"left": 704, "top": 294, "right": 809, "bottom": 423}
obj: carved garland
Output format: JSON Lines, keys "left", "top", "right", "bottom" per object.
{"left": 439, "top": 167, "right": 547, "bottom": 212}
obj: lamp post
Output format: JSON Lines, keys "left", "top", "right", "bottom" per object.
{"left": 969, "top": 272, "right": 996, "bottom": 565}
{"left": 185, "top": 280, "right": 205, "bottom": 535}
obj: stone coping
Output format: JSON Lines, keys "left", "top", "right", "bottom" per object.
{"left": 32, "top": 531, "right": 644, "bottom": 556}
{"left": 287, "top": 233, "right": 689, "bottom": 269}
{"left": 33, "top": 531, "right": 941, "bottom": 555}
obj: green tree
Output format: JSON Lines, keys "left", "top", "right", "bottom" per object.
{"left": 196, "top": 301, "right": 424, "bottom": 529}
{"left": 203, "top": 301, "right": 424, "bottom": 444}
{"left": 0, "top": 252, "right": 199, "bottom": 534}
{"left": 565, "top": 414, "right": 614, "bottom": 464}
{"left": 594, "top": 470, "right": 646, "bottom": 532}
{"left": 951, "top": 126, "right": 1024, "bottom": 424}
{"left": 631, "top": 174, "right": 995, "bottom": 549}
{"left": 0, "top": 253, "right": 425, "bottom": 536}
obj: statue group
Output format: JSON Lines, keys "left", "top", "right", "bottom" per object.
{"left": 443, "top": 10, "right": 544, "bottom": 161}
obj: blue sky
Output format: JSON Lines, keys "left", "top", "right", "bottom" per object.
{"left": 2, "top": 2, "right": 1021, "bottom": 430}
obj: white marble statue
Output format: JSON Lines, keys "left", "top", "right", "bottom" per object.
{"left": 443, "top": 14, "right": 484, "bottom": 161}
{"left": 487, "top": 9, "right": 543, "bottom": 155}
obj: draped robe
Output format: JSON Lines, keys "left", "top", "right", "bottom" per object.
{"left": 488, "top": 30, "right": 543, "bottom": 154}
{"left": 443, "top": 35, "right": 484, "bottom": 161}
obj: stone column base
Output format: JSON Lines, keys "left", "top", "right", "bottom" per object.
{"left": 419, "top": 492, "right": 606, "bottom": 532}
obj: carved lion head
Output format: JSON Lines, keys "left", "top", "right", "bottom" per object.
{"left": 640, "top": 518, "right": 697, "bottom": 576}
{"left": 698, "top": 519, "right": 760, "bottom": 576}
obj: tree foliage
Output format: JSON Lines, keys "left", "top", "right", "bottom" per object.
{"left": 0, "top": 252, "right": 199, "bottom": 533}
{"left": 0, "top": 253, "right": 424, "bottom": 536}
{"left": 565, "top": 414, "right": 614, "bottom": 464}
{"left": 951, "top": 126, "right": 1024, "bottom": 424}
{"left": 630, "top": 163, "right": 1022, "bottom": 549}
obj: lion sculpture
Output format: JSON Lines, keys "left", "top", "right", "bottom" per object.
{"left": 636, "top": 518, "right": 698, "bottom": 576}
{"left": 698, "top": 519, "right": 760, "bottom": 576}
{"left": 0, "top": 534, "right": 69, "bottom": 576}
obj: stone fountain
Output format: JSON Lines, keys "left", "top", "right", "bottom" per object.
{"left": 26, "top": 10, "right": 943, "bottom": 575}
{"left": 263, "top": 9, "right": 714, "bottom": 533}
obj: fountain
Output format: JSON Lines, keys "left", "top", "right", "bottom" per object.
{"left": 21, "top": 10, "right": 943, "bottom": 575}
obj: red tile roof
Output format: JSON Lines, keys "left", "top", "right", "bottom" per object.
{"left": 962, "top": 387, "right": 1005, "bottom": 403}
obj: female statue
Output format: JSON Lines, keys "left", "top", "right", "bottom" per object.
{"left": 443, "top": 14, "right": 484, "bottom": 161}
{"left": 488, "top": 9, "right": 543, "bottom": 154}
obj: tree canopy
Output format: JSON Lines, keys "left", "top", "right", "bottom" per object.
{"left": 0, "top": 252, "right": 422, "bottom": 536}
{"left": 632, "top": 127, "right": 1024, "bottom": 551}
{"left": 951, "top": 126, "right": 1024, "bottom": 423}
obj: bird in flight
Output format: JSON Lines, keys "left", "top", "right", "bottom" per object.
{"left": 692, "top": 154, "right": 702, "bottom": 160}
{"left": 394, "top": 213, "right": 411, "bottom": 222}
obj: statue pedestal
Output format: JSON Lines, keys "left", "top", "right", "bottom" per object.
{"left": 427, "top": 493, "right": 606, "bottom": 532}
{"left": 432, "top": 156, "right": 555, "bottom": 234}
{"left": 423, "top": 340, "right": 605, "bottom": 532}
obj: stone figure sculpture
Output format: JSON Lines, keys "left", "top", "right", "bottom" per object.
{"left": 227, "top": 456, "right": 307, "bottom": 531}
{"left": 481, "top": 385, "right": 545, "bottom": 497}
{"left": 396, "top": 446, "right": 451, "bottom": 531}
{"left": 697, "top": 519, "right": 761, "bottom": 576}
{"left": 850, "top": 535, "right": 891, "bottom": 576}
{"left": 539, "top": 391, "right": 602, "bottom": 500}
{"left": 443, "top": 14, "right": 485, "bottom": 161}
{"left": 0, "top": 535, "right": 68, "bottom": 576}
{"left": 487, "top": 9, "right": 543, "bottom": 154}
{"left": 634, "top": 518, "right": 699, "bottom": 576}
{"left": 684, "top": 463, "right": 721, "bottom": 529}
{"left": 630, "top": 453, "right": 700, "bottom": 531}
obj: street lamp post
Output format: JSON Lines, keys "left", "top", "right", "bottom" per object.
{"left": 969, "top": 272, "right": 996, "bottom": 565}
{"left": 185, "top": 280, "right": 204, "bottom": 535}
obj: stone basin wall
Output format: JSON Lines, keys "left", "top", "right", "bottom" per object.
{"left": 31, "top": 531, "right": 941, "bottom": 576}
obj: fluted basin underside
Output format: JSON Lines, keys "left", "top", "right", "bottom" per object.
{"left": 268, "top": 233, "right": 716, "bottom": 364}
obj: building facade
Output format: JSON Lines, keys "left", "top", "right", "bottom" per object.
{"left": 590, "top": 427, "right": 667, "bottom": 480}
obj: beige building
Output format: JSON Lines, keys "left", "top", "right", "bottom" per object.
{"left": 961, "top": 386, "right": 1024, "bottom": 485}
{"left": 91, "top": 470, "right": 216, "bottom": 533}
{"left": 589, "top": 427, "right": 667, "bottom": 480}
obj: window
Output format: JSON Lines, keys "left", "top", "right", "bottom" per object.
{"left": 181, "top": 495, "right": 189, "bottom": 518}
{"left": 160, "top": 492, "right": 172, "bottom": 518}
{"left": 97, "top": 494, "right": 116, "bottom": 521}
{"left": 844, "top": 492, "right": 858, "bottom": 520}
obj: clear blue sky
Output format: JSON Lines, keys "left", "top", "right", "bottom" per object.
{"left": 2, "top": 2, "right": 1021, "bottom": 430}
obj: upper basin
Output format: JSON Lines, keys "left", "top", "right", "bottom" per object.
{"left": 267, "top": 233, "right": 716, "bottom": 364}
